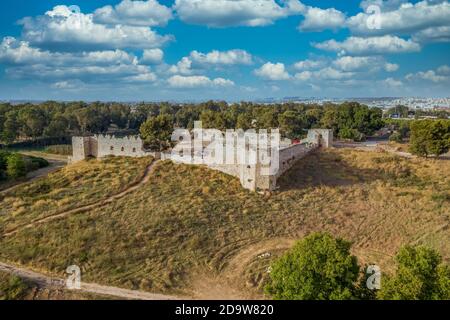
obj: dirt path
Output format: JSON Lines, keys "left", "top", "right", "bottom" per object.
{"left": 2, "top": 160, "right": 160, "bottom": 237}
{"left": 0, "top": 261, "right": 181, "bottom": 300}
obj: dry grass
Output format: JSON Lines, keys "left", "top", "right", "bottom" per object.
{"left": 0, "top": 156, "right": 153, "bottom": 232}
{"left": 0, "top": 149, "right": 448, "bottom": 298}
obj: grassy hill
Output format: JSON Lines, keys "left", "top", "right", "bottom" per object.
{"left": 0, "top": 149, "right": 448, "bottom": 299}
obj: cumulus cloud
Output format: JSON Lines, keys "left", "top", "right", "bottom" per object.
{"left": 293, "top": 59, "right": 326, "bottom": 70}
{"left": 299, "top": 7, "right": 346, "bottom": 32}
{"left": 295, "top": 67, "right": 355, "bottom": 82}
{"left": 167, "top": 75, "right": 234, "bottom": 88}
{"left": 0, "top": 37, "right": 138, "bottom": 66}
{"left": 384, "top": 62, "right": 399, "bottom": 72}
{"left": 412, "top": 26, "right": 450, "bottom": 43}
{"left": 347, "top": 1, "right": 450, "bottom": 42}
{"left": 93, "top": 0, "right": 173, "bottom": 27}
{"left": 254, "top": 62, "right": 290, "bottom": 80}
{"left": 169, "top": 57, "right": 194, "bottom": 75}
{"left": 189, "top": 49, "right": 253, "bottom": 65}
{"left": 19, "top": 5, "right": 172, "bottom": 51}
{"left": 382, "top": 77, "right": 403, "bottom": 87}
{"left": 168, "top": 49, "right": 253, "bottom": 75}
{"left": 406, "top": 68, "right": 449, "bottom": 83}
{"left": 141, "top": 48, "right": 164, "bottom": 64}
{"left": 332, "top": 55, "right": 398, "bottom": 72}
{"left": 313, "top": 35, "right": 421, "bottom": 55}
{"left": 174, "top": 0, "right": 305, "bottom": 27}
{"left": 0, "top": 37, "right": 158, "bottom": 84}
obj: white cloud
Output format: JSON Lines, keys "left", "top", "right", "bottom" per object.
{"left": 0, "top": 37, "right": 157, "bottom": 84}
{"left": 254, "top": 62, "right": 290, "bottom": 80}
{"left": 94, "top": 0, "right": 173, "bottom": 27}
{"left": 141, "top": 48, "right": 164, "bottom": 64}
{"left": 295, "top": 67, "right": 355, "bottom": 81}
{"left": 295, "top": 71, "right": 312, "bottom": 81}
{"left": 313, "top": 35, "right": 421, "bottom": 55}
{"left": 384, "top": 62, "right": 399, "bottom": 72}
{"left": 437, "top": 65, "right": 450, "bottom": 75}
{"left": 51, "top": 80, "right": 84, "bottom": 90}
{"left": 412, "top": 26, "right": 450, "bottom": 43}
{"left": 299, "top": 7, "right": 346, "bottom": 32}
{"left": 406, "top": 69, "right": 449, "bottom": 83}
{"left": 19, "top": 5, "right": 172, "bottom": 51}
{"left": 190, "top": 49, "right": 253, "bottom": 65}
{"left": 124, "top": 72, "right": 157, "bottom": 82}
{"left": 0, "top": 37, "right": 138, "bottom": 66}
{"left": 332, "top": 56, "right": 378, "bottom": 71}
{"left": 174, "top": 0, "right": 305, "bottom": 27}
{"left": 293, "top": 59, "right": 326, "bottom": 70}
{"left": 169, "top": 57, "right": 194, "bottom": 75}
{"left": 167, "top": 75, "right": 234, "bottom": 88}
{"left": 382, "top": 77, "right": 403, "bottom": 87}
{"left": 347, "top": 1, "right": 450, "bottom": 42}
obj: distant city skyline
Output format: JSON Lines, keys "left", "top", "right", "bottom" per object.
{"left": 1, "top": 0, "right": 450, "bottom": 101}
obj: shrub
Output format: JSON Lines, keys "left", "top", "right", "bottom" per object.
{"left": 378, "top": 246, "right": 450, "bottom": 300}
{"left": 265, "top": 233, "right": 360, "bottom": 300}
{"left": 389, "top": 132, "right": 403, "bottom": 143}
{"left": 6, "top": 153, "right": 27, "bottom": 179}
{"left": 0, "top": 275, "right": 29, "bottom": 300}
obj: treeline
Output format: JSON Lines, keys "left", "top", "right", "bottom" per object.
{"left": 0, "top": 101, "right": 384, "bottom": 145}
{"left": 384, "top": 105, "right": 450, "bottom": 119}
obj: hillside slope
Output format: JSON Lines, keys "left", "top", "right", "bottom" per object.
{"left": 0, "top": 149, "right": 448, "bottom": 299}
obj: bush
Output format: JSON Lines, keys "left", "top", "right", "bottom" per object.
{"left": 265, "top": 233, "right": 360, "bottom": 300}
{"left": 0, "top": 275, "right": 29, "bottom": 300}
{"left": 44, "top": 144, "right": 72, "bottom": 156}
{"left": 389, "top": 132, "right": 403, "bottom": 143}
{"left": 409, "top": 120, "right": 450, "bottom": 157}
{"left": 25, "top": 156, "right": 49, "bottom": 172}
{"left": 6, "top": 153, "right": 27, "bottom": 179}
{"left": 378, "top": 246, "right": 450, "bottom": 300}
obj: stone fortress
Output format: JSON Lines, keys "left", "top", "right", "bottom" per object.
{"left": 69, "top": 129, "right": 333, "bottom": 192}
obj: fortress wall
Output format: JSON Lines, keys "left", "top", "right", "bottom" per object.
{"left": 69, "top": 137, "right": 90, "bottom": 163}
{"left": 276, "top": 143, "right": 318, "bottom": 178}
{"left": 95, "top": 135, "right": 148, "bottom": 158}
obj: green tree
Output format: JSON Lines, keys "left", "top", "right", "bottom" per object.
{"left": 1, "top": 111, "right": 19, "bottom": 143}
{"left": 140, "top": 114, "right": 174, "bottom": 151}
{"left": 409, "top": 120, "right": 450, "bottom": 157}
{"left": 6, "top": 153, "right": 27, "bottom": 179}
{"left": 266, "top": 233, "right": 360, "bottom": 300}
{"left": 378, "top": 246, "right": 450, "bottom": 300}
{"left": 278, "top": 110, "right": 306, "bottom": 140}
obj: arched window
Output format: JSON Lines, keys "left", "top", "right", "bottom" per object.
{"left": 121, "top": 147, "right": 124, "bottom": 152}
{"left": 132, "top": 148, "right": 136, "bottom": 153}
{"left": 110, "top": 146, "right": 114, "bottom": 151}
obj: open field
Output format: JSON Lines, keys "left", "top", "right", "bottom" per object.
{"left": 0, "top": 148, "right": 449, "bottom": 299}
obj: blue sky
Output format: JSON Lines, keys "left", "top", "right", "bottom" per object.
{"left": 0, "top": 0, "right": 449, "bottom": 101}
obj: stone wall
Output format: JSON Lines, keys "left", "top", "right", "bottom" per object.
{"left": 69, "top": 129, "right": 333, "bottom": 192}
{"left": 95, "top": 135, "right": 147, "bottom": 158}
{"left": 69, "top": 135, "right": 150, "bottom": 163}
